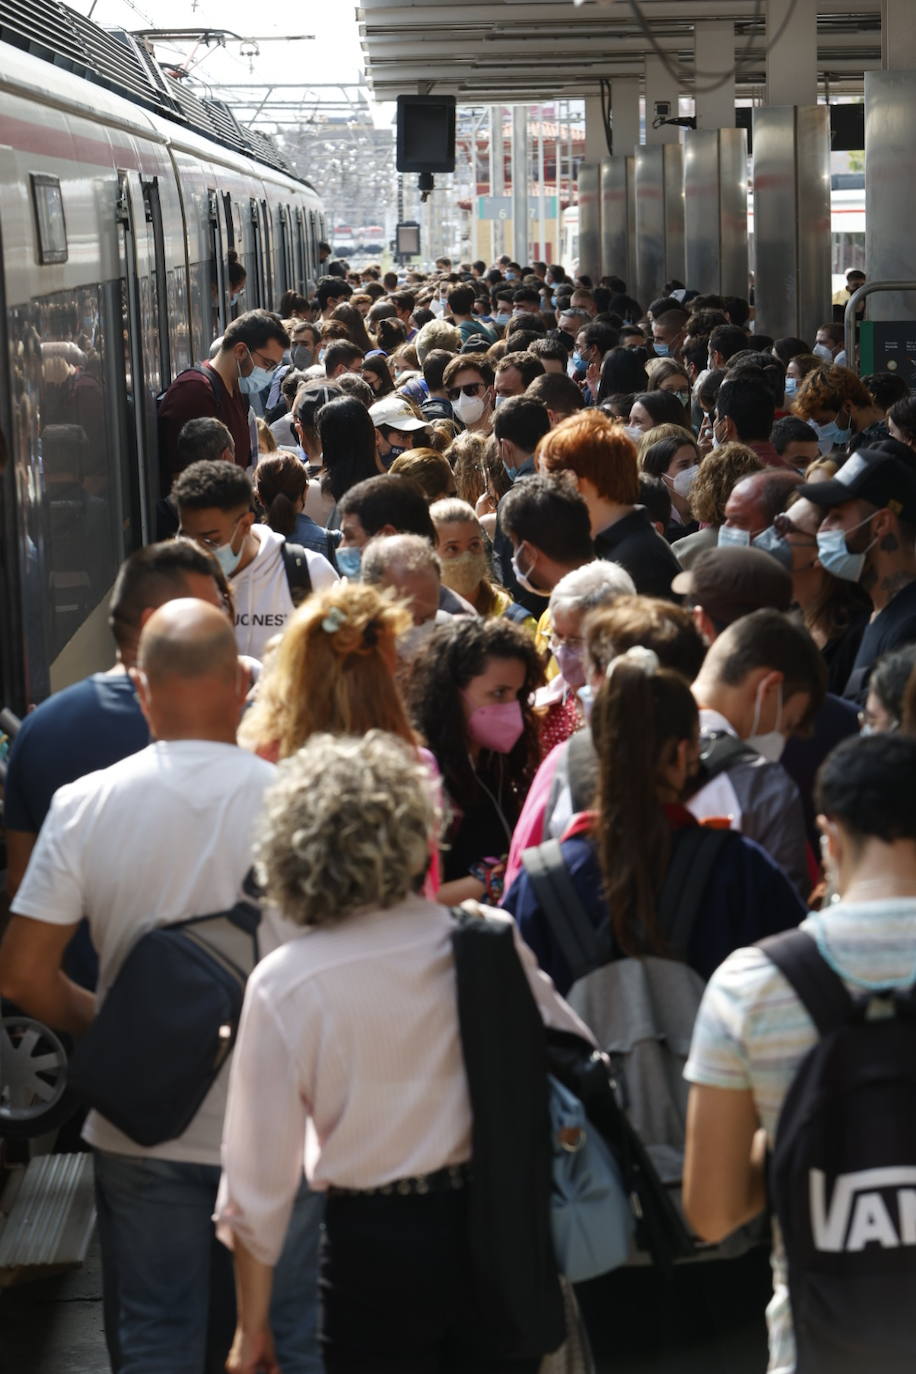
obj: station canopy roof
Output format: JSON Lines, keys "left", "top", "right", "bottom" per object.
{"left": 358, "top": 0, "right": 882, "bottom": 104}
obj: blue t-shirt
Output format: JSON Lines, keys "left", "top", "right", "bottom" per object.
{"left": 4, "top": 673, "right": 149, "bottom": 833}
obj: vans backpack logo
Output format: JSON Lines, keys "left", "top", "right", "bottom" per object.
{"left": 811, "top": 1166, "right": 916, "bottom": 1253}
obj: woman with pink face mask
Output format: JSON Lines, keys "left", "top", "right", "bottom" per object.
{"left": 408, "top": 618, "right": 544, "bottom": 905}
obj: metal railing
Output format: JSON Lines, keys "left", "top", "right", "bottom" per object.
{"left": 844, "top": 279, "right": 916, "bottom": 374}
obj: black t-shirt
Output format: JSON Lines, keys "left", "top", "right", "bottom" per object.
{"left": 441, "top": 763, "right": 520, "bottom": 883}
{"left": 844, "top": 579, "right": 916, "bottom": 703}
{"left": 821, "top": 609, "right": 869, "bottom": 696}
{"left": 594, "top": 507, "right": 681, "bottom": 601}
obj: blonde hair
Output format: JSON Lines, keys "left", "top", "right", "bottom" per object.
{"left": 255, "top": 731, "right": 438, "bottom": 926}
{"left": 239, "top": 580, "right": 414, "bottom": 759}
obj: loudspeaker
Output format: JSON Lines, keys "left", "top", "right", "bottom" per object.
{"left": 396, "top": 95, "right": 456, "bottom": 173}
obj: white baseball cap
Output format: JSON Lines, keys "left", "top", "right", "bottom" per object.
{"left": 368, "top": 395, "right": 430, "bottom": 431}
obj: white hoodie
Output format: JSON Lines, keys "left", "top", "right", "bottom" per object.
{"left": 231, "top": 524, "right": 338, "bottom": 658}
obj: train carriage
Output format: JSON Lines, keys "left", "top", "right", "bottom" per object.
{"left": 0, "top": 0, "right": 325, "bottom": 713}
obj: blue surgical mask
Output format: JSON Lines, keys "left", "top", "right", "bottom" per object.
{"left": 495, "top": 312, "right": 512, "bottom": 326}
{"left": 752, "top": 526, "right": 794, "bottom": 570}
{"left": 784, "top": 376, "right": 798, "bottom": 396}
{"left": 335, "top": 546, "right": 363, "bottom": 579}
{"left": 816, "top": 515, "right": 877, "bottom": 583}
{"left": 717, "top": 524, "right": 752, "bottom": 548}
{"left": 506, "top": 272, "right": 518, "bottom": 281}
{"left": 239, "top": 350, "right": 273, "bottom": 395}
{"left": 571, "top": 352, "right": 587, "bottom": 372}
{"left": 812, "top": 417, "right": 852, "bottom": 456}
{"left": 813, "top": 342, "right": 835, "bottom": 363}
{"left": 653, "top": 342, "right": 670, "bottom": 357}
{"left": 214, "top": 539, "right": 243, "bottom": 577}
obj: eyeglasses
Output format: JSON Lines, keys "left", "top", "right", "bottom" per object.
{"left": 773, "top": 513, "right": 817, "bottom": 542}
{"left": 250, "top": 348, "right": 280, "bottom": 374}
{"left": 447, "top": 382, "right": 485, "bottom": 401}
{"left": 549, "top": 635, "right": 584, "bottom": 653}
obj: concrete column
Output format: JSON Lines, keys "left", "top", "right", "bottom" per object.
{"left": 644, "top": 55, "right": 680, "bottom": 145}
{"left": 766, "top": 0, "right": 817, "bottom": 107}
{"left": 511, "top": 104, "right": 529, "bottom": 265}
{"left": 882, "top": 0, "right": 916, "bottom": 70}
{"left": 611, "top": 77, "right": 640, "bottom": 154}
{"left": 584, "top": 96, "right": 607, "bottom": 162}
{"left": 694, "top": 22, "right": 735, "bottom": 130}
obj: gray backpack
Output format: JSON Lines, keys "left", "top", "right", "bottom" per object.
{"left": 522, "top": 828, "right": 761, "bottom": 1261}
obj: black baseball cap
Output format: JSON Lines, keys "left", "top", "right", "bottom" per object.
{"left": 798, "top": 444, "right": 916, "bottom": 523}
{"left": 672, "top": 546, "right": 792, "bottom": 627}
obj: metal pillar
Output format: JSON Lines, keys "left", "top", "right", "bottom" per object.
{"left": 584, "top": 96, "right": 607, "bottom": 163}
{"left": 683, "top": 128, "right": 748, "bottom": 296}
{"left": 537, "top": 105, "right": 547, "bottom": 262}
{"left": 635, "top": 143, "right": 684, "bottom": 303}
{"left": 882, "top": 0, "right": 916, "bottom": 69}
{"left": 752, "top": 105, "right": 831, "bottom": 343}
{"left": 611, "top": 78, "right": 640, "bottom": 155}
{"left": 490, "top": 106, "right": 505, "bottom": 261}
{"left": 601, "top": 156, "right": 636, "bottom": 290}
{"left": 766, "top": 0, "right": 817, "bottom": 107}
{"left": 694, "top": 22, "right": 735, "bottom": 129}
{"left": 865, "top": 71, "right": 916, "bottom": 321}
{"left": 577, "top": 162, "right": 601, "bottom": 284}
{"left": 644, "top": 55, "right": 680, "bottom": 145}
{"left": 511, "top": 105, "right": 529, "bottom": 265}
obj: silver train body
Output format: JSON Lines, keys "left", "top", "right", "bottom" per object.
{"left": 0, "top": 20, "right": 325, "bottom": 710}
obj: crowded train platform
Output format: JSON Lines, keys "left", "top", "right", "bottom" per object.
{"left": 4, "top": 254, "right": 916, "bottom": 1374}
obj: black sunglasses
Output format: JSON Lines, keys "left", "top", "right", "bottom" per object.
{"left": 447, "top": 382, "right": 485, "bottom": 401}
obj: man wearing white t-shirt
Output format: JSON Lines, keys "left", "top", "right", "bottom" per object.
{"left": 0, "top": 600, "right": 321, "bottom": 1374}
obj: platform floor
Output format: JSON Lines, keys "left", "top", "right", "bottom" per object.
{"left": 1, "top": 1231, "right": 770, "bottom": 1374}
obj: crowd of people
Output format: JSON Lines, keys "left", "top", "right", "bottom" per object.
{"left": 4, "top": 250, "right": 916, "bottom": 1373}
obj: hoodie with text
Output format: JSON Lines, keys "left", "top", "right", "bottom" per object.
{"left": 231, "top": 524, "right": 338, "bottom": 658}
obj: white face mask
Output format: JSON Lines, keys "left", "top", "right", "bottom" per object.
{"left": 452, "top": 390, "right": 486, "bottom": 426}
{"left": 624, "top": 424, "right": 643, "bottom": 443}
{"left": 672, "top": 464, "right": 699, "bottom": 499}
{"left": 511, "top": 544, "right": 550, "bottom": 599}
{"left": 813, "top": 342, "right": 835, "bottom": 363}
{"left": 747, "top": 680, "right": 786, "bottom": 763}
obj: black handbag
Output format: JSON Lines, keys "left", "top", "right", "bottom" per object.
{"left": 68, "top": 887, "right": 261, "bottom": 1147}
{"left": 450, "top": 908, "right": 567, "bottom": 1360}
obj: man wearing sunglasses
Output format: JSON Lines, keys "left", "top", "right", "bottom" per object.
{"left": 442, "top": 354, "right": 496, "bottom": 435}
{"left": 159, "top": 309, "right": 289, "bottom": 486}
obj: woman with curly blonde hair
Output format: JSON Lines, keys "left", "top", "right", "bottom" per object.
{"left": 217, "top": 731, "right": 587, "bottom": 1374}
{"left": 239, "top": 579, "right": 416, "bottom": 762}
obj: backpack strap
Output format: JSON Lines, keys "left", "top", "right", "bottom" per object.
{"left": 566, "top": 729, "right": 599, "bottom": 815}
{"left": 657, "top": 826, "right": 731, "bottom": 958}
{"left": 280, "top": 542, "right": 313, "bottom": 606}
{"left": 522, "top": 839, "right": 612, "bottom": 982}
{"left": 759, "top": 928, "right": 856, "bottom": 1036}
{"left": 687, "top": 730, "right": 760, "bottom": 796}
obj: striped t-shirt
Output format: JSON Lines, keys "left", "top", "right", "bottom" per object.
{"left": 684, "top": 898, "right": 916, "bottom": 1374}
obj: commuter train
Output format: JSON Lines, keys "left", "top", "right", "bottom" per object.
{"left": 0, "top": 0, "right": 326, "bottom": 714}
{"left": 560, "top": 175, "right": 867, "bottom": 294}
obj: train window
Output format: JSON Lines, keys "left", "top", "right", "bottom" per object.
{"left": 30, "top": 174, "right": 68, "bottom": 264}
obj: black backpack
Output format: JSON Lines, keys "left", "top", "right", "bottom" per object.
{"left": 280, "top": 542, "right": 313, "bottom": 606}
{"left": 67, "top": 883, "right": 261, "bottom": 1147}
{"left": 761, "top": 928, "right": 916, "bottom": 1373}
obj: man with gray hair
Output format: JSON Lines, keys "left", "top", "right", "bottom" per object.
{"left": 415, "top": 318, "right": 461, "bottom": 365}
{"left": 361, "top": 533, "right": 456, "bottom": 645}
{"left": 0, "top": 599, "right": 323, "bottom": 1374}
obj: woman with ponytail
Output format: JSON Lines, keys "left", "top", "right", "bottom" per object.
{"left": 503, "top": 643, "right": 805, "bottom": 996}
{"left": 254, "top": 451, "right": 336, "bottom": 563}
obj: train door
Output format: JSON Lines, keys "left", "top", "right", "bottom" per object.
{"left": 0, "top": 184, "right": 24, "bottom": 712}
{"left": 278, "top": 204, "right": 292, "bottom": 300}
{"left": 259, "top": 199, "right": 273, "bottom": 308}
{"left": 294, "top": 207, "right": 307, "bottom": 292}
{"left": 116, "top": 170, "right": 154, "bottom": 544}
{"left": 140, "top": 177, "right": 172, "bottom": 503}
{"left": 208, "top": 188, "right": 228, "bottom": 338}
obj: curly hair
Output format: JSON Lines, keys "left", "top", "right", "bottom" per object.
{"left": 254, "top": 731, "right": 438, "bottom": 926}
{"left": 688, "top": 443, "right": 762, "bottom": 526}
{"left": 406, "top": 617, "right": 544, "bottom": 807}
{"left": 792, "top": 363, "right": 872, "bottom": 421}
{"left": 239, "top": 580, "right": 414, "bottom": 760}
